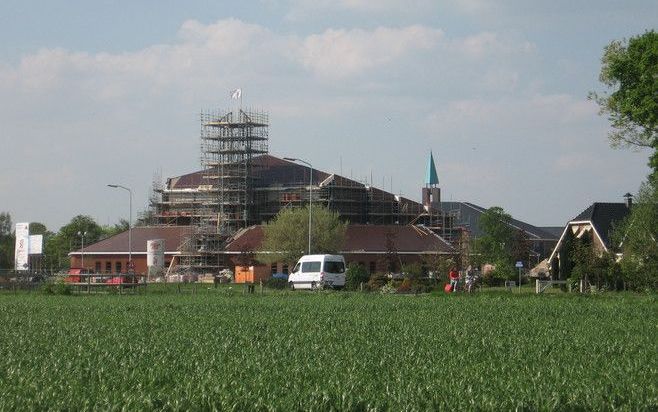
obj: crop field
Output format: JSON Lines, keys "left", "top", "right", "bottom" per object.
{"left": 0, "top": 290, "right": 656, "bottom": 410}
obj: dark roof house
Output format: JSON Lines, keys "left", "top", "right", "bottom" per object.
{"left": 548, "top": 200, "right": 632, "bottom": 279}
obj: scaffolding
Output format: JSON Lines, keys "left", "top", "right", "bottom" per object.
{"left": 173, "top": 108, "right": 269, "bottom": 273}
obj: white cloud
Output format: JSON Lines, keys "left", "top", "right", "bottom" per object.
{"left": 451, "top": 32, "right": 536, "bottom": 59}
{"left": 298, "top": 25, "right": 443, "bottom": 78}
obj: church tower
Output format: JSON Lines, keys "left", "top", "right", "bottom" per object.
{"left": 422, "top": 151, "right": 440, "bottom": 211}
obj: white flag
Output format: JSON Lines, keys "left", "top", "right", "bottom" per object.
{"left": 231, "top": 88, "right": 242, "bottom": 99}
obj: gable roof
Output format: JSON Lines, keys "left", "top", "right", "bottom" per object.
{"left": 70, "top": 226, "right": 192, "bottom": 255}
{"left": 571, "top": 202, "right": 630, "bottom": 247}
{"left": 440, "top": 201, "right": 558, "bottom": 240}
{"left": 547, "top": 202, "right": 631, "bottom": 264}
{"left": 224, "top": 224, "right": 455, "bottom": 255}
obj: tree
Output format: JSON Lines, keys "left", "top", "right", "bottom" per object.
{"left": 0, "top": 212, "right": 13, "bottom": 269}
{"left": 510, "top": 229, "right": 531, "bottom": 267}
{"left": 259, "top": 205, "right": 346, "bottom": 266}
{"left": 44, "top": 215, "right": 103, "bottom": 271}
{"left": 474, "top": 206, "right": 514, "bottom": 265}
{"left": 101, "top": 219, "right": 129, "bottom": 239}
{"left": 613, "top": 180, "right": 658, "bottom": 290}
{"left": 590, "top": 30, "right": 658, "bottom": 177}
{"left": 29, "top": 222, "right": 52, "bottom": 237}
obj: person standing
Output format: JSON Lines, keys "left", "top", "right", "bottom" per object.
{"left": 449, "top": 267, "right": 459, "bottom": 292}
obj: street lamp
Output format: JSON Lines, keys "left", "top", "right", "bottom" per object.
{"left": 283, "top": 157, "right": 313, "bottom": 255}
{"left": 107, "top": 184, "right": 133, "bottom": 268}
{"left": 77, "top": 231, "right": 87, "bottom": 269}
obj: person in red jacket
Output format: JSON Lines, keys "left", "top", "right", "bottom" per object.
{"left": 449, "top": 267, "right": 459, "bottom": 292}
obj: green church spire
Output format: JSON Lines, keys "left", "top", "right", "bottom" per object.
{"left": 426, "top": 151, "right": 439, "bottom": 186}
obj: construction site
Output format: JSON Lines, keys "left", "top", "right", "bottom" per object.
{"left": 153, "top": 107, "right": 457, "bottom": 274}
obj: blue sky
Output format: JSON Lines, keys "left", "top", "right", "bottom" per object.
{"left": 1, "top": 0, "right": 656, "bottom": 230}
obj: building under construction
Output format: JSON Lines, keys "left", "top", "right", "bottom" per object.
{"left": 154, "top": 108, "right": 455, "bottom": 274}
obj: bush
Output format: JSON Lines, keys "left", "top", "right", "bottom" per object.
{"left": 41, "top": 278, "right": 72, "bottom": 295}
{"left": 345, "top": 264, "right": 370, "bottom": 290}
{"left": 265, "top": 278, "right": 288, "bottom": 290}
{"left": 396, "top": 278, "right": 412, "bottom": 293}
{"left": 380, "top": 281, "right": 397, "bottom": 294}
{"left": 367, "top": 273, "right": 388, "bottom": 290}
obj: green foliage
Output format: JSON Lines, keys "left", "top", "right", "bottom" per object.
{"left": 40, "top": 277, "right": 73, "bottom": 295}
{"left": 590, "top": 30, "right": 658, "bottom": 176}
{"left": 259, "top": 205, "right": 346, "bottom": 265}
{"left": 613, "top": 180, "right": 658, "bottom": 291}
{"left": 264, "top": 277, "right": 288, "bottom": 289}
{"left": 0, "top": 293, "right": 655, "bottom": 410}
{"left": 401, "top": 262, "right": 424, "bottom": 281}
{"left": 473, "top": 206, "right": 514, "bottom": 265}
{"left": 423, "top": 255, "right": 455, "bottom": 283}
{"left": 483, "top": 260, "right": 515, "bottom": 286}
{"left": 0, "top": 212, "right": 13, "bottom": 269}
{"left": 44, "top": 215, "right": 103, "bottom": 271}
{"left": 101, "top": 219, "right": 129, "bottom": 239}
{"left": 367, "top": 272, "right": 388, "bottom": 290}
{"left": 344, "top": 263, "right": 369, "bottom": 290}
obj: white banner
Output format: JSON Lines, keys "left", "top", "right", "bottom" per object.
{"left": 14, "top": 223, "right": 29, "bottom": 271}
{"left": 29, "top": 235, "right": 43, "bottom": 255}
{"left": 147, "top": 239, "right": 165, "bottom": 268}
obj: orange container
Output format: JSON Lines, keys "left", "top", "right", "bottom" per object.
{"left": 235, "top": 265, "right": 270, "bottom": 284}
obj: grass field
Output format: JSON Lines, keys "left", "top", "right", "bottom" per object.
{"left": 0, "top": 289, "right": 656, "bottom": 410}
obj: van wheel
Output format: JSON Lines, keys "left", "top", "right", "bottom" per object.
{"left": 311, "top": 281, "right": 317, "bottom": 290}
{"left": 288, "top": 281, "right": 295, "bottom": 291}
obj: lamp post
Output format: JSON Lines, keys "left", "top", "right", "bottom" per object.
{"left": 283, "top": 157, "right": 312, "bottom": 255}
{"left": 77, "top": 231, "right": 87, "bottom": 269}
{"left": 107, "top": 184, "right": 133, "bottom": 268}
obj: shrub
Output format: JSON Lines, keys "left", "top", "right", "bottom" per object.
{"left": 41, "top": 278, "right": 72, "bottom": 295}
{"left": 396, "top": 278, "right": 412, "bottom": 293}
{"left": 380, "top": 281, "right": 397, "bottom": 294}
{"left": 265, "top": 278, "right": 288, "bottom": 290}
{"left": 345, "top": 264, "right": 370, "bottom": 290}
{"left": 367, "top": 273, "right": 388, "bottom": 290}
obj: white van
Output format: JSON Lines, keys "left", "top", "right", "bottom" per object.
{"left": 288, "top": 254, "right": 346, "bottom": 290}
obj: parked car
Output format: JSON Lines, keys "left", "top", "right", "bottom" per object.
{"left": 288, "top": 254, "right": 346, "bottom": 290}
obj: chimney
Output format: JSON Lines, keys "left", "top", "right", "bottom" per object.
{"left": 623, "top": 192, "right": 633, "bottom": 209}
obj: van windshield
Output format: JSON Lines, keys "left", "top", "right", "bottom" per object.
{"left": 292, "top": 263, "right": 301, "bottom": 273}
{"left": 301, "top": 261, "right": 321, "bottom": 273}
{"left": 324, "top": 261, "right": 345, "bottom": 274}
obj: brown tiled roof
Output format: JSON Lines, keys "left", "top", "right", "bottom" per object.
{"left": 167, "top": 155, "right": 333, "bottom": 190}
{"left": 224, "top": 224, "right": 454, "bottom": 254}
{"left": 70, "top": 226, "right": 192, "bottom": 254}
{"left": 344, "top": 224, "right": 454, "bottom": 254}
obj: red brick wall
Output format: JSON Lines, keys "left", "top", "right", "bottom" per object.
{"left": 70, "top": 255, "right": 155, "bottom": 274}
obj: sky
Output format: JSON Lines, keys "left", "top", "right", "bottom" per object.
{"left": 0, "top": 0, "right": 656, "bottom": 231}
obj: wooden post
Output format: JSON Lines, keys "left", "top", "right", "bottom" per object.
{"left": 260, "top": 280, "right": 263, "bottom": 296}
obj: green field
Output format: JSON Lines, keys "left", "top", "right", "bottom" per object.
{"left": 0, "top": 290, "right": 656, "bottom": 410}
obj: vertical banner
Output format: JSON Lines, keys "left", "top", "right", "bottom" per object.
{"left": 147, "top": 239, "right": 165, "bottom": 269}
{"left": 28, "top": 235, "right": 43, "bottom": 255}
{"left": 14, "top": 222, "right": 29, "bottom": 271}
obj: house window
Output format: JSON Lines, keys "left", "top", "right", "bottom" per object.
{"left": 369, "top": 261, "right": 376, "bottom": 274}
{"left": 105, "top": 262, "right": 112, "bottom": 273}
{"left": 95, "top": 262, "right": 101, "bottom": 273}
{"left": 116, "top": 262, "right": 122, "bottom": 273}
{"left": 271, "top": 263, "right": 278, "bottom": 274}
{"left": 282, "top": 264, "right": 289, "bottom": 274}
